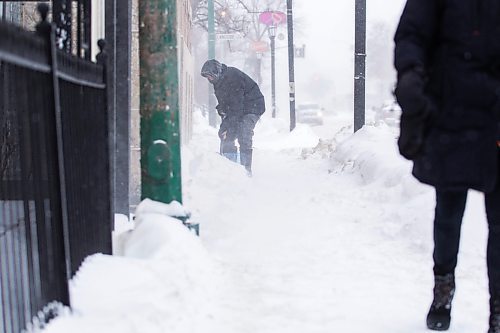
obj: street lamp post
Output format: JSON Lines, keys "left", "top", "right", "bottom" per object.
{"left": 268, "top": 25, "right": 277, "bottom": 118}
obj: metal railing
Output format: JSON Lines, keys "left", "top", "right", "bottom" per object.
{"left": 0, "top": 5, "right": 112, "bottom": 332}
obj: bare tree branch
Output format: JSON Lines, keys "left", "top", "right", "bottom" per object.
{"left": 192, "top": 0, "right": 291, "bottom": 83}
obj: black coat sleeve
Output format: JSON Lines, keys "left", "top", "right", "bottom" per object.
{"left": 394, "top": 0, "right": 441, "bottom": 75}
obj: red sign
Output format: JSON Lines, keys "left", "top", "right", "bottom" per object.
{"left": 259, "top": 11, "right": 286, "bottom": 26}
{"left": 251, "top": 40, "right": 269, "bottom": 53}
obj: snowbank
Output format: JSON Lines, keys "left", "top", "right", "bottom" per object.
{"left": 41, "top": 200, "right": 217, "bottom": 333}
{"left": 331, "top": 123, "right": 428, "bottom": 197}
{"left": 321, "top": 123, "right": 437, "bottom": 251}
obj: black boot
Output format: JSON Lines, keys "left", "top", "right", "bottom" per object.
{"left": 489, "top": 297, "right": 500, "bottom": 333}
{"left": 427, "top": 273, "right": 455, "bottom": 331}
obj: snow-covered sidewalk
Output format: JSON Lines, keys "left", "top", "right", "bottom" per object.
{"left": 41, "top": 112, "right": 491, "bottom": 333}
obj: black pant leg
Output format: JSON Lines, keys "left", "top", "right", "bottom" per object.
{"left": 485, "top": 153, "right": 500, "bottom": 298}
{"left": 237, "top": 114, "right": 260, "bottom": 171}
{"left": 433, "top": 189, "right": 468, "bottom": 275}
{"left": 220, "top": 117, "right": 238, "bottom": 154}
{"left": 237, "top": 114, "right": 259, "bottom": 152}
{"left": 221, "top": 138, "right": 237, "bottom": 154}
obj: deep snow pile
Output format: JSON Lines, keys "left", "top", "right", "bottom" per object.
{"left": 328, "top": 124, "right": 435, "bottom": 243}
{"left": 40, "top": 111, "right": 491, "bottom": 333}
{"left": 40, "top": 200, "right": 217, "bottom": 333}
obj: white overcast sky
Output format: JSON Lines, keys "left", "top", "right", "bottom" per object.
{"left": 272, "top": 0, "right": 407, "bottom": 113}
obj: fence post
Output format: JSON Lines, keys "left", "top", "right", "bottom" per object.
{"left": 36, "top": 3, "right": 72, "bottom": 291}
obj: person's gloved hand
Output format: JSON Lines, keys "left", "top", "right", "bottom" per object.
{"left": 216, "top": 105, "right": 226, "bottom": 119}
{"left": 218, "top": 116, "right": 236, "bottom": 140}
{"left": 395, "top": 67, "right": 435, "bottom": 160}
{"left": 218, "top": 129, "right": 227, "bottom": 140}
{"left": 395, "top": 67, "right": 428, "bottom": 116}
{"left": 398, "top": 111, "right": 430, "bottom": 160}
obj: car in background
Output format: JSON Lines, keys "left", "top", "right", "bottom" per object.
{"left": 296, "top": 103, "right": 324, "bottom": 126}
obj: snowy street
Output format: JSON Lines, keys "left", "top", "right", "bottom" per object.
{"left": 4, "top": 0, "right": 499, "bottom": 332}
{"left": 184, "top": 113, "right": 490, "bottom": 333}
{"left": 41, "top": 112, "right": 492, "bottom": 332}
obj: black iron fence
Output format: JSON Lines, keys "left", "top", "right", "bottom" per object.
{"left": 0, "top": 5, "right": 112, "bottom": 332}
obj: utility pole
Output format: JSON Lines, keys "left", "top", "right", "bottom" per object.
{"left": 207, "top": 0, "right": 217, "bottom": 127}
{"left": 105, "top": 0, "right": 132, "bottom": 219}
{"left": 287, "top": 0, "right": 296, "bottom": 131}
{"left": 354, "top": 0, "right": 366, "bottom": 132}
{"left": 116, "top": 0, "right": 132, "bottom": 216}
{"left": 139, "top": 0, "right": 182, "bottom": 204}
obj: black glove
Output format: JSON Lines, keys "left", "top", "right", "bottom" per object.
{"left": 398, "top": 111, "right": 430, "bottom": 160}
{"left": 395, "top": 68, "right": 435, "bottom": 160}
{"left": 395, "top": 67, "right": 428, "bottom": 116}
{"left": 218, "top": 116, "right": 237, "bottom": 140}
{"left": 216, "top": 105, "right": 226, "bottom": 119}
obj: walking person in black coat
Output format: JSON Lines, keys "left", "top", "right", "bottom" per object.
{"left": 201, "top": 59, "right": 265, "bottom": 175}
{"left": 395, "top": 0, "right": 500, "bottom": 331}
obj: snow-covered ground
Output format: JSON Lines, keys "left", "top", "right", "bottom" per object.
{"left": 40, "top": 111, "right": 491, "bottom": 333}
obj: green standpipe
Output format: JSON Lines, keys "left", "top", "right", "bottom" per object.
{"left": 139, "top": 0, "right": 182, "bottom": 204}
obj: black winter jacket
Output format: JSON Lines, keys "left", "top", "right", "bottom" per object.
{"left": 213, "top": 65, "right": 265, "bottom": 120}
{"left": 395, "top": 0, "right": 500, "bottom": 192}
